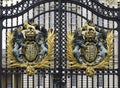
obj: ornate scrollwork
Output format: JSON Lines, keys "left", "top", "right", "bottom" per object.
{"left": 67, "top": 21, "right": 113, "bottom": 77}
{"left": 7, "top": 21, "right": 55, "bottom": 76}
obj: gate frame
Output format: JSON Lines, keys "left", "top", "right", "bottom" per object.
{"left": 0, "top": 0, "right": 120, "bottom": 88}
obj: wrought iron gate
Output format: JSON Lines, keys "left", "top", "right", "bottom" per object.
{"left": 0, "top": 0, "right": 120, "bottom": 88}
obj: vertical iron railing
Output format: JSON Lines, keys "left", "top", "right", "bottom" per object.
{"left": 117, "top": 2, "right": 120, "bottom": 88}
{"left": 54, "top": 0, "right": 62, "bottom": 87}
{"left": 0, "top": 11, "right": 2, "bottom": 88}
{"left": 54, "top": 0, "right": 67, "bottom": 88}
{"left": 0, "top": 1, "right": 3, "bottom": 87}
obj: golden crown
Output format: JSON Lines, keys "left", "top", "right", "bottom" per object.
{"left": 25, "top": 25, "right": 36, "bottom": 38}
{"left": 84, "top": 26, "right": 96, "bottom": 39}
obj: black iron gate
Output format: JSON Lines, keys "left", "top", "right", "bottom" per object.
{"left": 0, "top": 0, "right": 120, "bottom": 88}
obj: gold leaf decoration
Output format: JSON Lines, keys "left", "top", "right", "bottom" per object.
{"left": 7, "top": 29, "right": 55, "bottom": 76}
{"left": 67, "top": 30, "right": 113, "bottom": 77}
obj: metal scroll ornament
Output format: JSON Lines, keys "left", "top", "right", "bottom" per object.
{"left": 67, "top": 21, "right": 113, "bottom": 77}
{"left": 7, "top": 21, "right": 55, "bottom": 76}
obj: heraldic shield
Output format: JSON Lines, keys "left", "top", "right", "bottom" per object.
{"left": 24, "top": 43, "right": 39, "bottom": 62}
{"left": 7, "top": 21, "right": 55, "bottom": 76}
{"left": 67, "top": 21, "right": 113, "bottom": 77}
{"left": 83, "top": 44, "right": 97, "bottom": 63}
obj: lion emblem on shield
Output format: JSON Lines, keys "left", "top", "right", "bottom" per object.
{"left": 12, "top": 22, "right": 47, "bottom": 63}
{"left": 67, "top": 21, "right": 113, "bottom": 76}
{"left": 7, "top": 21, "right": 54, "bottom": 75}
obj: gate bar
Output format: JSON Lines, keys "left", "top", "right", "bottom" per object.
{"left": 0, "top": 20, "right": 2, "bottom": 88}
{"left": 117, "top": 2, "right": 120, "bottom": 88}
{"left": 0, "top": 1, "right": 3, "bottom": 87}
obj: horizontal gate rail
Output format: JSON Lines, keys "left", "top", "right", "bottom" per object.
{"left": 0, "top": 0, "right": 119, "bottom": 21}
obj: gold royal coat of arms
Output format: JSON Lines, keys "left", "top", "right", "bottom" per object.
{"left": 7, "top": 21, "right": 55, "bottom": 76}
{"left": 67, "top": 21, "right": 113, "bottom": 77}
